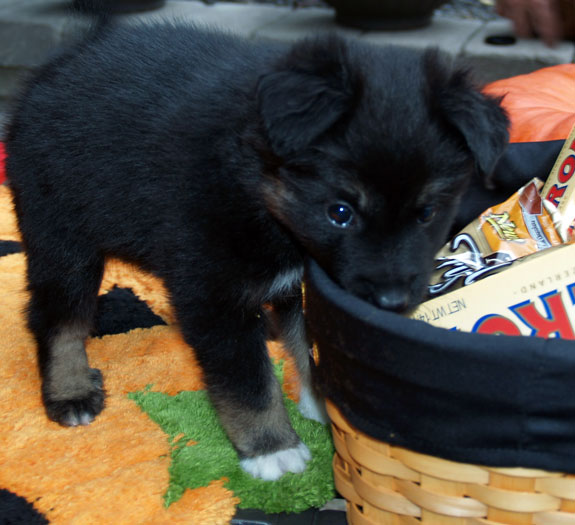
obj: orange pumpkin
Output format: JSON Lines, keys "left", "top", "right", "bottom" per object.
{"left": 484, "top": 64, "right": 575, "bottom": 143}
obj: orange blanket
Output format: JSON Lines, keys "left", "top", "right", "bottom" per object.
{"left": 0, "top": 185, "right": 309, "bottom": 524}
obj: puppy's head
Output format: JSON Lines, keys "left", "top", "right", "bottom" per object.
{"left": 257, "top": 37, "right": 509, "bottom": 312}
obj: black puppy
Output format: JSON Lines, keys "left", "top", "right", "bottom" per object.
{"left": 5, "top": 22, "right": 508, "bottom": 480}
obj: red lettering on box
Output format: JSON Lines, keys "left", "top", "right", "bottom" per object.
{"left": 545, "top": 184, "right": 567, "bottom": 207}
{"left": 559, "top": 154, "right": 575, "bottom": 184}
{"left": 512, "top": 291, "right": 575, "bottom": 339}
{"left": 473, "top": 314, "right": 522, "bottom": 336}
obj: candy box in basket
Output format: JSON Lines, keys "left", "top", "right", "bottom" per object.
{"left": 410, "top": 125, "right": 575, "bottom": 337}
{"left": 410, "top": 242, "right": 575, "bottom": 336}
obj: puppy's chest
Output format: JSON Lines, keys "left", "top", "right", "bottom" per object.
{"left": 248, "top": 265, "right": 303, "bottom": 304}
{"left": 268, "top": 266, "right": 303, "bottom": 297}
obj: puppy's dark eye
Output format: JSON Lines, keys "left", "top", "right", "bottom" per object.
{"left": 418, "top": 205, "right": 436, "bottom": 224}
{"left": 327, "top": 203, "right": 354, "bottom": 228}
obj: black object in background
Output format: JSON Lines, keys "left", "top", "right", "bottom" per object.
{"left": 73, "top": 0, "right": 166, "bottom": 14}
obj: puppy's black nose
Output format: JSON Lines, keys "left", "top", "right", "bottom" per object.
{"left": 373, "top": 288, "right": 409, "bottom": 312}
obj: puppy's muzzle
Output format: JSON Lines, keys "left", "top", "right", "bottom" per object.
{"left": 372, "top": 286, "right": 410, "bottom": 312}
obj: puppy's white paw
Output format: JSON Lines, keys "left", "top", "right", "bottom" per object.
{"left": 64, "top": 409, "right": 95, "bottom": 427}
{"left": 298, "top": 385, "right": 328, "bottom": 424}
{"left": 240, "top": 442, "right": 311, "bottom": 481}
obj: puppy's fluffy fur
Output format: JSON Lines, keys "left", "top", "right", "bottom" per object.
{"left": 6, "top": 23, "right": 508, "bottom": 479}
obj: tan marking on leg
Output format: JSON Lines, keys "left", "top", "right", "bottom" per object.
{"left": 214, "top": 377, "right": 299, "bottom": 458}
{"left": 45, "top": 324, "right": 93, "bottom": 401}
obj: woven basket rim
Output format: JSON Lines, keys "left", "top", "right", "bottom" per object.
{"left": 326, "top": 399, "right": 575, "bottom": 525}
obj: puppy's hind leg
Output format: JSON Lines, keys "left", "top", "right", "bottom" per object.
{"left": 270, "top": 289, "right": 328, "bottom": 425}
{"left": 25, "top": 243, "right": 105, "bottom": 426}
{"left": 174, "top": 294, "right": 311, "bottom": 480}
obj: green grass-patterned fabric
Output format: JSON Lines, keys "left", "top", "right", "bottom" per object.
{"left": 128, "top": 364, "right": 335, "bottom": 514}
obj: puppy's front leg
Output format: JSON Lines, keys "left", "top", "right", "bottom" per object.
{"left": 176, "top": 301, "right": 310, "bottom": 480}
{"left": 270, "top": 291, "right": 327, "bottom": 425}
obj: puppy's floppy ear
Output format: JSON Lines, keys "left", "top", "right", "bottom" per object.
{"left": 257, "top": 35, "right": 358, "bottom": 157}
{"left": 428, "top": 51, "right": 510, "bottom": 188}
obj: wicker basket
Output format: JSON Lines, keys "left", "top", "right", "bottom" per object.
{"left": 326, "top": 400, "right": 575, "bottom": 525}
